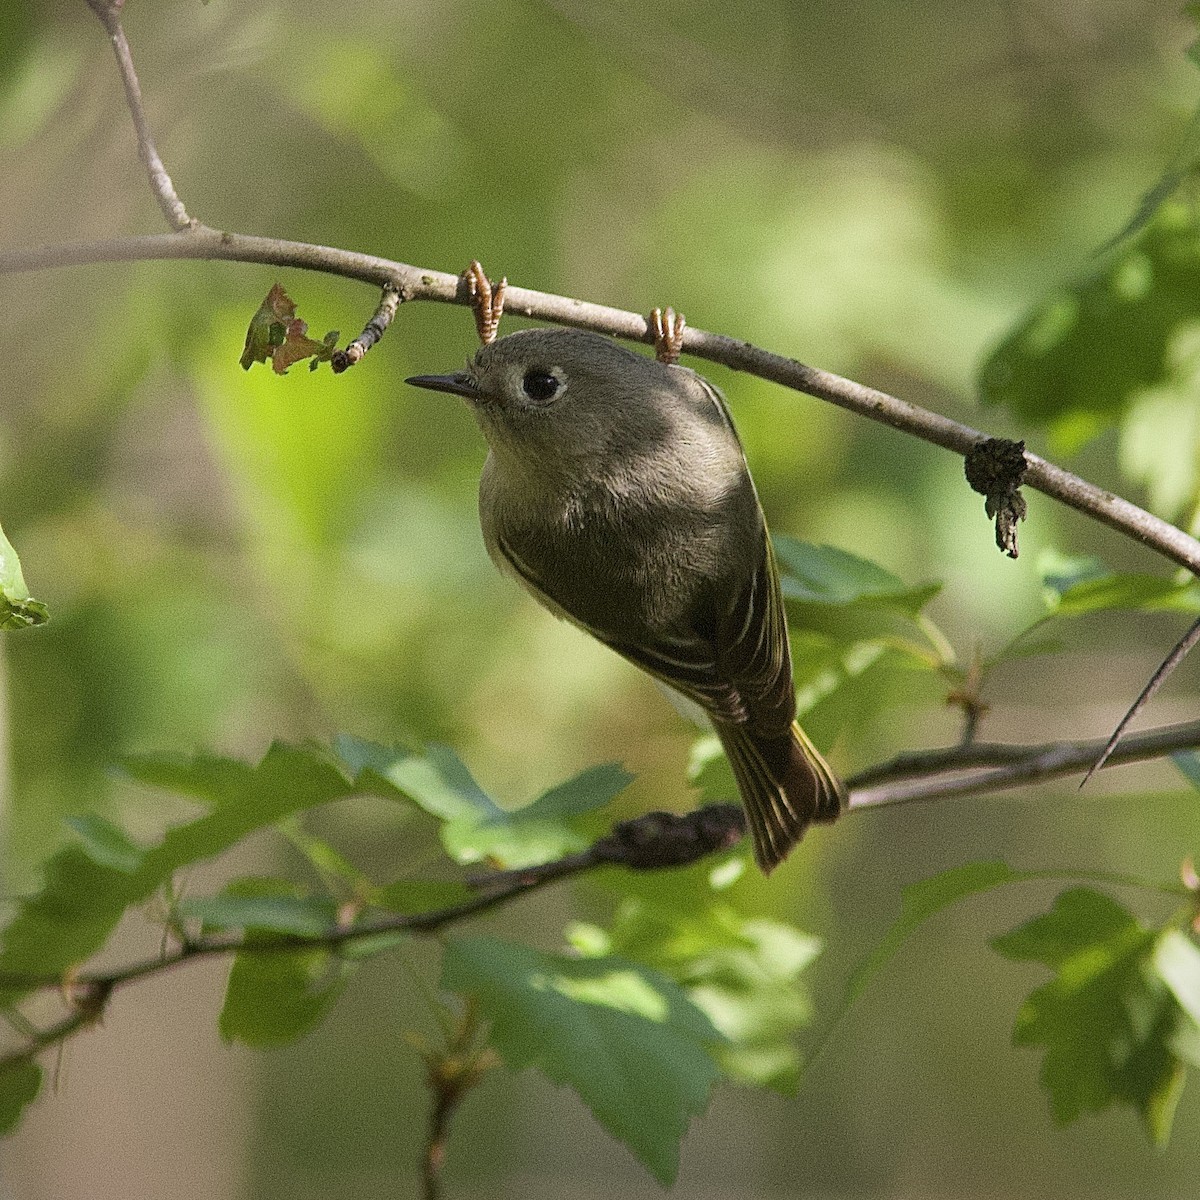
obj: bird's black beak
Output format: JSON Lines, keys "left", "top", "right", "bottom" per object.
{"left": 405, "top": 372, "right": 480, "bottom": 400}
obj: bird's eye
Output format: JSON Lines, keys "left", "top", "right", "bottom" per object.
{"left": 521, "top": 370, "right": 560, "bottom": 402}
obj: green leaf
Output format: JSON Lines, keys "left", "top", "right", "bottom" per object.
{"left": 178, "top": 892, "right": 339, "bottom": 937}
{"left": 337, "top": 737, "right": 501, "bottom": 821}
{"left": 991, "top": 887, "right": 1137, "bottom": 967}
{"left": 0, "top": 1061, "right": 42, "bottom": 1135}
{"left": 239, "top": 283, "right": 337, "bottom": 374}
{"left": 979, "top": 200, "right": 1200, "bottom": 448}
{"left": 215, "top": 878, "right": 353, "bottom": 1048}
{"left": 339, "top": 739, "right": 631, "bottom": 868}
{"left": 791, "top": 635, "right": 946, "bottom": 751}
{"left": 774, "top": 535, "right": 940, "bottom": 616}
{"left": 64, "top": 813, "right": 145, "bottom": 873}
{"left": 573, "top": 877, "right": 821, "bottom": 1095}
{"left": 518, "top": 763, "right": 634, "bottom": 821}
{"left": 0, "top": 520, "right": 48, "bottom": 630}
{"left": 1037, "top": 551, "right": 1108, "bottom": 603}
{"left": 280, "top": 822, "right": 370, "bottom": 893}
{"left": 1154, "top": 929, "right": 1200, "bottom": 1028}
{"left": 1037, "top": 550, "right": 1200, "bottom": 616}
{"left": 441, "top": 763, "right": 631, "bottom": 869}
{"left": 220, "top": 946, "right": 352, "bottom": 1047}
{"left": 0, "top": 742, "right": 359, "bottom": 1002}
{"left": 373, "top": 879, "right": 475, "bottom": 915}
{"left": 443, "top": 935, "right": 722, "bottom": 1186}
{"left": 1051, "top": 574, "right": 1200, "bottom": 617}
{"left": 992, "top": 888, "right": 1187, "bottom": 1144}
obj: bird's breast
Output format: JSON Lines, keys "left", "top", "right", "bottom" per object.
{"left": 480, "top": 451, "right": 751, "bottom": 638}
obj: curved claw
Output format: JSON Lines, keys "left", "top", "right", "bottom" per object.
{"left": 650, "top": 306, "right": 687, "bottom": 364}
{"left": 463, "top": 260, "right": 507, "bottom": 345}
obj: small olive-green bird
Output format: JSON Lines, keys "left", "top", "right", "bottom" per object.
{"left": 407, "top": 327, "right": 844, "bottom": 871}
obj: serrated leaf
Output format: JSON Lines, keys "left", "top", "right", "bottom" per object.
{"left": 992, "top": 888, "right": 1186, "bottom": 1144}
{"left": 0, "top": 742, "right": 360, "bottom": 1001}
{"left": 991, "top": 887, "right": 1137, "bottom": 968}
{"left": 215, "top": 878, "right": 352, "bottom": 1048}
{"left": 0, "top": 1061, "right": 41, "bottom": 1135}
{"left": 441, "top": 762, "right": 632, "bottom": 869}
{"left": 574, "top": 861, "right": 818, "bottom": 1094}
{"left": 343, "top": 739, "right": 631, "bottom": 869}
{"left": 979, "top": 201, "right": 1200, "bottom": 447}
{"left": 443, "top": 935, "right": 722, "bottom": 1186}
{"left": 64, "top": 813, "right": 145, "bottom": 873}
{"left": 0, "top": 521, "right": 48, "bottom": 631}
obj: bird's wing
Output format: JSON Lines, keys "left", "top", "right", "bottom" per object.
{"left": 711, "top": 529, "right": 797, "bottom": 735}
{"left": 492, "top": 525, "right": 788, "bottom": 730}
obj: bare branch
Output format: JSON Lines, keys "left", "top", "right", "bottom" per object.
{"left": 419, "top": 1002, "right": 496, "bottom": 1200}
{"left": 4, "top": 229, "right": 1200, "bottom": 577}
{"left": 1079, "top": 616, "right": 1200, "bottom": 788}
{"left": 847, "top": 719, "right": 1200, "bottom": 808}
{"left": 85, "top": 1, "right": 193, "bottom": 231}
{"left": 0, "top": 715, "right": 1196, "bottom": 1072}
{"left": 330, "top": 284, "right": 403, "bottom": 373}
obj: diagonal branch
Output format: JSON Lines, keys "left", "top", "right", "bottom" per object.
{"left": 4, "top": 228, "right": 1200, "bottom": 577}
{"left": 1, "top": 717, "right": 1198, "bottom": 1073}
{"left": 2, "top": 9, "right": 1196, "bottom": 576}
{"left": 846, "top": 719, "right": 1200, "bottom": 808}
{"left": 85, "top": 1, "right": 193, "bottom": 231}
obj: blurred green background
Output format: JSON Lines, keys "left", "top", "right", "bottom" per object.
{"left": 1, "top": 0, "right": 1199, "bottom": 1196}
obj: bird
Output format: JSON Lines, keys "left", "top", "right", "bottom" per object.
{"left": 406, "top": 326, "right": 844, "bottom": 871}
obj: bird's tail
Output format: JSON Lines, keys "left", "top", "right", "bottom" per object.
{"left": 717, "top": 720, "right": 844, "bottom": 873}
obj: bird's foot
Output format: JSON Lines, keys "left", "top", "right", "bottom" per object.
{"left": 649, "top": 306, "right": 687, "bottom": 364}
{"left": 463, "top": 260, "right": 507, "bottom": 345}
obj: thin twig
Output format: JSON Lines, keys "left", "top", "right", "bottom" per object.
{"left": 85, "top": 1, "right": 193, "bottom": 231}
{"left": 6, "top": 13, "right": 1200, "bottom": 570}
{"left": 1079, "top": 616, "right": 1200, "bottom": 788}
{"left": 330, "top": 284, "right": 403, "bottom": 373}
{"left": 847, "top": 719, "right": 1200, "bottom": 808}
{"left": 0, "top": 721, "right": 1196, "bottom": 1032}
{"left": 846, "top": 719, "right": 1200, "bottom": 786}
{"left": 0, "top": 715, "right": 1195, "bottom": 1073}
{"left": 4, "top": 229, "right": 1200, "bottom": 577}
{"left": 420, "top": 1002, "right": 495, "bottom": 1200}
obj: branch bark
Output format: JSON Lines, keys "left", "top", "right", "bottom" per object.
{"left": 0, "top": 7, "right": 1193, "bottom": 574}
{"left": 5, "top": 227, "right": 1200, "bottom": 577}
{"left": 85, "top": 1, "right": 193, "bottom": 231}
{"left": 1, "top": 715, "right": 1197, "bottom": 1075}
